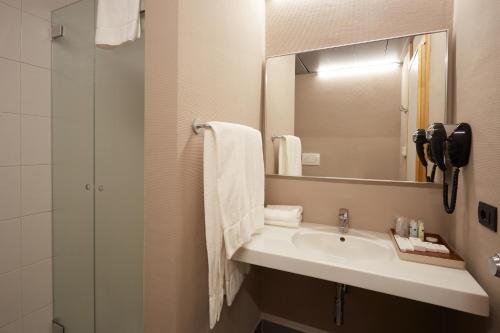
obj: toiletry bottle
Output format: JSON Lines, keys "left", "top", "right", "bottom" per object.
{"left": 396, "top": 217, "right": 404, "bottom": 236}
{"left": 402, "top": 217, "right": 409, "bottom": 237}
{"left": 418, "top": 220, "right": 425, "bottom": 241}
{"left": 410, "top": 219, "right": 418, "bottom": 238}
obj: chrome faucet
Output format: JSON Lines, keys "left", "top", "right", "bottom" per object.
{"left": 338, "top": 208, "right": 349, "bottom": 234}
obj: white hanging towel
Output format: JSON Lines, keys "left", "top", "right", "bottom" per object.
{"left": 95, "top": 0, "right": 141, "bottom": 46}
{"left": 203, "top": 121, "right": 265, "bottom": 329}
{"left": 278, "top": 135, "right": 302, "bottom": 176}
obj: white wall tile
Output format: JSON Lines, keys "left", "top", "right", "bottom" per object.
{"left": 20, "top": 13, "right": 51, "bottom": 68}
{"left": 0, "top": 320, "right": 21, "bottom": 333}
{"left": 0, "top": 167, "right": 21, "bottom": 221}
{"left": 0, "top": 0, "right": 20, "bottom": 8}
{"left": 21, "top": 165, "right": 51, "bottom": 215}
{"left": 0, "top": 219, "right": 20, "bottom": 274}
{"left": 22, "top": 304, "right": 52, "bottom": 333}
{"left": 21, "top": 212, "right": 51, "bottom": 266}
{"left": 22, "top": 0, "right": 83, "bottom": 19}
{"left": 21, "top": 116, "right": 51, "bottom": 165}
{"left": 0, "top": 270, "right": 21, "bottom": 327}
{"left": 20, "top": 64, "right": 50, "bottom": 117}
{"left": 1, "top": 2, "right": 55, "bottom": 331}
{"left": 0, "top": 58, "right": 20, "bottom": 114}
{"left": 0, "top": 114, "right": 20, "bottom": 166}
{"left": 21, "top": 259, "right": 52, "bottom": 315}
{"left": 0, "top": 3, "right": 21, "bottom": 61}
{"left": 20, "top": 0, "right": 52, "bottom": 21}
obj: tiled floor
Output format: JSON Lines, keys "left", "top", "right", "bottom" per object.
{"left": 254, "top": 320, "right": 304, "bottom": 333}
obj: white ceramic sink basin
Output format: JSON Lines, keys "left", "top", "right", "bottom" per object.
{"left": 233, "top": 223, "right": 489, "bottom": 316}
{"left": 292, "top": 229, "right": 393, "bottom": 263}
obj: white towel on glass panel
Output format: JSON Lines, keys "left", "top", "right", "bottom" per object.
{"left": 95, "top": 0, "right": 141, "bottom": 46}
{"left": 203, "top": 121, "right": 265, "bottom": 329}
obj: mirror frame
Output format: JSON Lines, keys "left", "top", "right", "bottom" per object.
{"left": 263, "top": 29, "right": 449, "bottom": 187}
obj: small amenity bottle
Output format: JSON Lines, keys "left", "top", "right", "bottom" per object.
{"left": 410, "top": 219, "right": 418, "bottom": 238}
{"left": 396, "top": 217, "right": 406, "bottom": 237}
{"left": 418, "top": 220, "right": 425, "bottom": 241}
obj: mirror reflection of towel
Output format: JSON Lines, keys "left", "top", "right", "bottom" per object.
{"left": 278, "top": 135, "right": 302, "bottom": 176}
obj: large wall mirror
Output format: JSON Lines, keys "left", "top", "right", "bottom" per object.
{"left": 265, "top": 31, "right": 448, "bottom": 183}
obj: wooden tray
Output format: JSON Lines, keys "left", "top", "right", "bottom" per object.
{"left": 389, "top": 229, "right": 465, "bottom": 269}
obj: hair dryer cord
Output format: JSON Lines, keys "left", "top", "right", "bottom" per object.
{"left": 429, "top": 164, "right": 437, "bottom": 183}
{"left": 443, "top": 168, "right": 460, "bottom": 214}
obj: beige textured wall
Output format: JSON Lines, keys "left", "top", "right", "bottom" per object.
{"left": 450, "top": 0, "right": 500, "bottom": 331}
{"left": 144, "top": 0, "right": 178, "bottom": 332}
{"left": 295, "top": 70, "right": 401, "bottom": 180}
{"left": 266, "top": 0, "right": 453, "bottom": 57}
{"left": 144, "top": 0, "right": 265, "bottom": 332}
{"left": 264, "top": 55, "right": 296, "bottom": 174}
{"left": 266, "top": 176, "right": 447, "bottom": 235}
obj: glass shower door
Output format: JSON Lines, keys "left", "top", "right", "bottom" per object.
{"left": 52, "top": 0, "right": 144, "bottom": 332}
{"left": 52, "top": 1, "right": 95, "bottom": 332}
{"left": 93, "top": 19, "right": 144, "bottom": 333}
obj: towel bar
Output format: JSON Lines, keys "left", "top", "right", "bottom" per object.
{"left": 193, "top": 121, "right": 285, "bottom": 139}
{"left": 192, "top": 118, "right": 212, "bottom": 134}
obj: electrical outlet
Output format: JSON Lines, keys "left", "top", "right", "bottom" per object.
{"left": 302, "top": 153, "right": 320, "bottom": 166}
{"left": 478, "top": 201, "right": 497, "bottom": 232}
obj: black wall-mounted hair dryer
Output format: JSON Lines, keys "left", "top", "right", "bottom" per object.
{"left": 412, "top": 128, "right": 437, "bottom": 183}
{"left": 425, "top": 123, "right": 472, "bottom": 214}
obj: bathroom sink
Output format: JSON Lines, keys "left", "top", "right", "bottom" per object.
{"left": 292, "top": 229, "right": 393, "bottom": 263}
{"left": 233, "top": 223, "right": 489, "bottom": 316}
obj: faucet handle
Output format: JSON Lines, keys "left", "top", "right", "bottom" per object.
{"left": 338, "top": 208, "right": 349, "bottom": 234}
{"left": 339, "top": 208, "right": 349, "bottom": 219}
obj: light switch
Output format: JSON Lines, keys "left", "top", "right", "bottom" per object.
{"left": 302, "top": 153, "right": 320, "bottom": 166}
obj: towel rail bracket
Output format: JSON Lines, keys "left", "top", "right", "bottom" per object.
{"left": 192, "top": 118, "right": 211, "bottom": 134}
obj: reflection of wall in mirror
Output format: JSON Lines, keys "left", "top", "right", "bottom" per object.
{"left": 399, "top": 46, "right": 410, "bottom": 180}
{"left": 429, "top": 32, "right": 447, "bottom": 124}
{"left": 264, "top": 55, "right": 296, "bottom": 174}
{"left": 295, "top": 67, "right": 401, "bottom": 180}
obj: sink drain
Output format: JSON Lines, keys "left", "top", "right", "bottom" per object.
{"left": 340, "top": 237, "right": 346, "bottom": 242}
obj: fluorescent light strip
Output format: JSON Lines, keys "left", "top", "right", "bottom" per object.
{"left": 317, "top": 61, "right": 401, "bottom": 78}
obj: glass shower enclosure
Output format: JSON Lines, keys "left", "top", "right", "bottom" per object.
{"left": 51, "top": 1, "right": 144, "bottom": 332}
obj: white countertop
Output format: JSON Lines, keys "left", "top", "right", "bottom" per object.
{"left": 232, "top": 223, "right": 489, "bottom": 316}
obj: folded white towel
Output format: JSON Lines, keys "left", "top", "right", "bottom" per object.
{"left": 264, "top": 205, "right": 303, "bottom": 228}
{"left": 394, "top": 235, "right": 414, "bottom": 252}
{"left": 278, "top": 135, "right": 302, "bottom": 176}
{"left": 95, "top": 0, "right": 141, "bottom": 46}
{"left": 409, "top": 237, "right": 427, "bottom": 251}
{"left": 203, "top": 121, "right": 264, "bottom": 329}
{"left": 265, "top": 220, "right": 301, "bottom": 228}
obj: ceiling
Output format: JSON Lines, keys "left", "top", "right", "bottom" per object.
{"left": 296, "top": 36, "right": 409, "bottom": 75}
